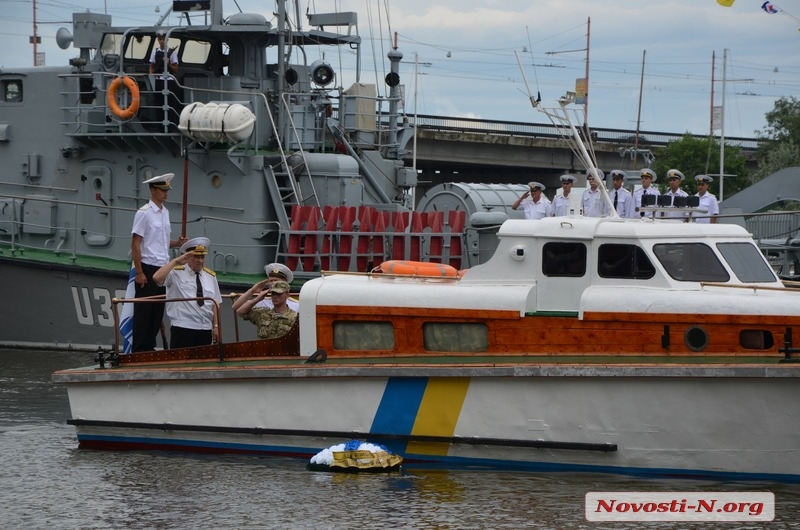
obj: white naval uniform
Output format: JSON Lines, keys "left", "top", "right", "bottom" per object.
{"left": 610, "top": 187, "right": 635, "bottom": 218}
{"left": 518, "top": 196, "right": 551, "bottom": 220}
{"left": 695, "top": 192, "right": 720, "bottom": 223}
{"left": 131, "top": 200, "right": 172, "bottom": 267}
{"left": 634, "top": 186, "right": 661, "bottom": 218}
{"left": 582, "top": 188, "right": 608, "bottom": 217}
{"left": 661, "top": 189, "right": 689, "bottom": 219}
{"left": 163, "top": 266, "right": 222, "bottom": 330}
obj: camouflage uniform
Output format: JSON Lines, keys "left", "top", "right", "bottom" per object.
{"left": 244, "top": 307, "right": 298, "bottom": 339}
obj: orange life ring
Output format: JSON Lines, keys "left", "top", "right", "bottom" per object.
{"left": 107, "top": 76, "right": 140, "bottom": 120}
{"left": 377, "top": 260, "right": 459, "bottom": 277}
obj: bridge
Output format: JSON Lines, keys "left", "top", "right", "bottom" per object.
{"left": 406, "top": 114, "right": 759, "bottom": 193}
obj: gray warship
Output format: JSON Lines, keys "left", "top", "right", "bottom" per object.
{"left": 0, "top": 0, "right": 522, "bottom": 350}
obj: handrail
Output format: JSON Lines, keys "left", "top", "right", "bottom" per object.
{"left": 699, "top": 282, "right": 798, "bottom": 293}
{"left": 112, "top": 294, "right": 223, "bottom": 361}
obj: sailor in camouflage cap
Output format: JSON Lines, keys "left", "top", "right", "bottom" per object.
{"left": 269, "top": 280, "right": 290, "bottom": 294}
{"left": 233, "top": 262, "right": 299, "bottom": 314}
{"left": 237, "top": 278, "right": 298, "bottom": 340}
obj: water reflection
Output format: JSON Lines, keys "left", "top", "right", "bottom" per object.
{"left": 3, "top": 349, "right": 800, "bottom": 529}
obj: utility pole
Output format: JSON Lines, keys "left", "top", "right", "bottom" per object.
{"left": 30, "top": 0, "right": 41, "bottom": 66}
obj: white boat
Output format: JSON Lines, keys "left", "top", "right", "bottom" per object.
{"left": 51, "top": 54, "right": 800, "bottom": 482}
{"left": 53, "top": 213, "right": 800, "bottom": 481}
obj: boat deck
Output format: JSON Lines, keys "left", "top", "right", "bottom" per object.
{"left": 53, "top": 350, "right": 800, "bottom": 385}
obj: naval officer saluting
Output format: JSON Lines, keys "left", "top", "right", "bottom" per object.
{"left": 153, "top": 237, "right": 223, "bottom": 348}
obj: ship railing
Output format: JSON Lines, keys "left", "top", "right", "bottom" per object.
{"left": 110, "top": 294, "right": 227, "bottom": 360}
{"left": 276, "top": 204, "right": 469, "bottom": 276}
{"left": 0, "top": 191, "right": 283, "bottom": 277}
{"left": 59, "top": 71, "right": 188, "bottom": 138}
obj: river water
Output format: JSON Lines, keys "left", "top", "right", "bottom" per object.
{"left": 2, "top": 349, "right": 799, "bottom": 529}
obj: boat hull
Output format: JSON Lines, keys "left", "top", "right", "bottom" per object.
{"left": 0, "top": 256, "right": 257, "bottom": 350}
{"left": 55, "top": 362, "right": 800, "bottom": 482}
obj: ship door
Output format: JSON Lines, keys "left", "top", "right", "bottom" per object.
{"left": 81, "top": 166, "right": 113, "bottom": 247}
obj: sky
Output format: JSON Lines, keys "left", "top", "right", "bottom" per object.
{"left": 1, "top": 0, "right": 799, "bottom": 138}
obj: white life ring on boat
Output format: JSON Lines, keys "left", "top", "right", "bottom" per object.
{"left": 107, "top": 76, "right": 140, "bottom": 120}
{"left": 376, "top": 260, "right": 459, "bottom": 277}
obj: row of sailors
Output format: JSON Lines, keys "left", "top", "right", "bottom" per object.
{"left": 512, "top": 168, "right": 720, "bottom": 223}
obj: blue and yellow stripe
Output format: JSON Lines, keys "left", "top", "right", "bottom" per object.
{"left": 369, "top": 377, "right": 471, "bottom": 456}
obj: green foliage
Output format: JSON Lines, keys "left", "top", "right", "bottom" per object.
{"left": 752, "top": 139, "right": 800, "bottom": 184}
{"left": 754, "top": 97, "right": 800, "bottom": 182}
{"left": 652, "top": 134, "right": 748, "bottom": 197}
{"left": 759, "top": 96, "right": 800, "bottom": 144}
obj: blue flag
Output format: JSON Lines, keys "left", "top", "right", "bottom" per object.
{"left": 119, "top": 264, "right": 136, "bottom": 353}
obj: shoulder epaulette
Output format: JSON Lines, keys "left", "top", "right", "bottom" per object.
{"left": 139, "top": 203, "right": 151, "bottom": 211}
{"left": 203, "top": 266, "right": 217, "bottom": 277}
{"left": 174, "top": 265, "right": 185, "bottom": 270}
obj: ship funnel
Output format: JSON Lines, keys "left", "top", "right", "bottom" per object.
{"left": 310, "top": 60, "right": 334, "bottom": 87}
{"left": 56, "top": 27, "right": 73, "bottom": 50}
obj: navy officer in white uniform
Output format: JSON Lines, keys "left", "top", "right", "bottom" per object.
{"left": 633, "top": 168, "right": 661, "bottom": 218}
{"left": 582, "top": 168, "right": 608, "bottom": 217}
{"left": 609, "top": 170, "right": 635, "bottom": 218}
{"left": 694, "top": 174, "right": 720, "bottom": 224}
{"left": 511, "top": 181, "right": 551, "bottom": 219}
{"left": 661, "top": 169, "right": 689, "bottom": 220}
{"left": 130, "top": 172, "right": 186, "bottom": 351}
{"left": 548, "top": 174, "right": 576, "bottom": 217}
{"left": 153, "top": 236, "right": 222, "bottom": 348}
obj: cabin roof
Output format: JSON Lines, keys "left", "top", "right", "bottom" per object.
{"left": 498, "top": 217, "right": 752, "bottom": 241}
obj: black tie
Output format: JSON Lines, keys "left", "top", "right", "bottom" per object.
{"left": 613, "top": 190, "right": 618, "bottom": 210}
{"left": 640, "top": 189, "right": 646, "bottom": 216}
{"left": 196, "top": 272, "right": 204, "bottom": 306}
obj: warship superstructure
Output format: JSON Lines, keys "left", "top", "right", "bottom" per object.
{"left": 0, "top": 1, "right": 523, "bottom": 349}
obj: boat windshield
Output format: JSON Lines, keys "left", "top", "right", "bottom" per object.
{"left": 716, "top": 242, "right": 778, "bottom": 283}
{"left": 653, "top": 243, "right": 730, "bottom": 282}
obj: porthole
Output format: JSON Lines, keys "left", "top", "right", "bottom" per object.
{"left": 685, "top": 326, "right": 709, "bottom": 352}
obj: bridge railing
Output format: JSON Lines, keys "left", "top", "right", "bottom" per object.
{"left": 411, "top": 114, "right": 760, "bottom": 151}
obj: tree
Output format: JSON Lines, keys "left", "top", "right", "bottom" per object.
{"left": 652, "top": 134, "right": 747, "bottom": 197}
{"left": 753, "top": 96, "right": 800, "bottom": 182}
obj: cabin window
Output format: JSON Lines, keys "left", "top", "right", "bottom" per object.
{"left": 2, "top": 80, "right": 22, "bottom": 103}
{"left": 333, "top": 321, "right": 394, "bottom": 350}
{"left": 653, "top": 243, "right": 730, "bottom": 282}
{"left": 717, "top": 242, "right": 778, "bottom": 283}
{"left": 423, "top": 322, "right": 488, "bottom": 352}
{"left": 125, "top": 35, "right": 155, "bottom": 61}
{"left": 181, "top": 40, "right": 212, "bottom": 67}
{"left": 598, "top": 244, "right": 655, "bottom": 279}
{"left": 99, "top": 33, "right": 124, "bottom": 57}
{"left": 543, "top": 242, "right": 586, "bottom": 277}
